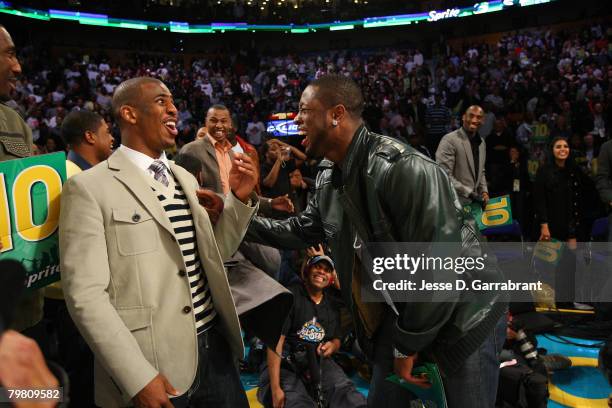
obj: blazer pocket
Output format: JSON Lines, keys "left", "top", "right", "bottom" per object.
{"left": 116, "top": 306, "right": 158, "bottom": 369}
{"left": 112, "top": 208, "right": 159, "bottom": 256}
{"left": 0, "top": 134, "right": 30, "bottom": 158}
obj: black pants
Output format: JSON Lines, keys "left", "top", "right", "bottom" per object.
{"left": 258, "top": 357, "right": 366, "bottom": 408}
{"left": 41, "top": 298, "right": 95, "bottom": 407}
{"left": 171, "top": 326, "right": 248, "bottom": 408}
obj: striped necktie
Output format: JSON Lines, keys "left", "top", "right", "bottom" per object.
{"left": 149, "top": 160, "right": 169, "bottom": 187}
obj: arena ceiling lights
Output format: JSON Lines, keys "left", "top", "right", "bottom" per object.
{"left": 0, "top": 0, "right": 556, "bottom": 34}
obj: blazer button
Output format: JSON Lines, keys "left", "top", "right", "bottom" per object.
{"left": 183, "top": 306, "right": 192, "bottom": 314}
{"left": 132, "top": 214, "right": 141, "bottom": 222}
{"left": 178, "top": 270, "right": 186, "bottom": 277}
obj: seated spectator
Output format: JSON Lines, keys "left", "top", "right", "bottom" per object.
{"left": 261, "top": 139, "right": 306, "bottom": 201}
{"left": 246, "top": 114, "right": 266, "bottom": 148}
{"left": 258, "top": 255, "right": 366, "bottom": 408}
{"left": 288, "top": 168, "right": 310, "bottom": 215}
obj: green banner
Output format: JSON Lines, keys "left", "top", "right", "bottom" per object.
{"left": 532, "top": 122, "right": 550, "bottom": 144}
{"left": 533, "top": 239, "right": 563, "bottom": 266}
{"left": 387, "top": 363, "right": 447, "bottom": 407}
{"left": 464, "top": 195, "right": 513, "bottom": 231}
{"left": 0, "top": 152, "right": 66, "bottom": 290}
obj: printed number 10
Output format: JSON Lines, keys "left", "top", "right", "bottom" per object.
{"left": 481, "top": 197, "right": 510, "bottom": 227}
{"left": 0, "top": 165, "right": 62, "bottom": 252}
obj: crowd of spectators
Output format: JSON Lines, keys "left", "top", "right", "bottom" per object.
{"left": 7, "top": 20, "right": 612, "bottom": 238}
{"left": 2, "top": 17, "right": 612, "bottom": 408}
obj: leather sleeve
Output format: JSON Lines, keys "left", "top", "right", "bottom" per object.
{"left": 381, "top": 154, "right": 463, "bottom": 354}
{"left": 246, "top": 192, "right": 326, "bottom": 250}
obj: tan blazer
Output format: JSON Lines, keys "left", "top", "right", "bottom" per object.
{"left": 59, "top": 149, "right": 257, "bottom": 407}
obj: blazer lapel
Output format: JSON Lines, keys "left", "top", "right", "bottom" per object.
{"left": 460, "top": 129, "right": 476, "bottom": 181}
{"left": 202, "top": 138, "right": 223, "bottom": 192}
{"left": 108, "top": 149, "right": 175, "bottom": 238}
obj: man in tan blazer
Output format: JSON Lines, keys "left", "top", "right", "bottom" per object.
{"left": 59, "top": 77, "right": 259, "bottom": 408}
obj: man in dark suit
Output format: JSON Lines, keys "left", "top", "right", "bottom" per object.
{"left": 180, "top": 105, "right": 294, "bottom": 214}
{"left": 179, "top": 104, "right": 293, "bottom": 350}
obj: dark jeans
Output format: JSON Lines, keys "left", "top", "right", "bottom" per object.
{"left": 258, "top": 357, "right": 367, "bottom": 408}
{"left": 368, "top": 312, "right": 506, "bottom": 408}
{"left": 171, "top": 326, "right": 248, "bottom": 408}
{"left": 278, "top": 249, "right": 301, "bottom": 286}
{"left": 554, "top": 247, "right": 577, "bottom": 304}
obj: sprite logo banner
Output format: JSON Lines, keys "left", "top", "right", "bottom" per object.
{"left": 0, "top": 152, "right": 66, "bottom": 290}
{"left": 464, "top": 195, "right": 513, "bottom": 231}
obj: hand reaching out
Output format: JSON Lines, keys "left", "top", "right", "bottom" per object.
{"left": 306, "top": 244, "right": 325, "bottom": 258}
{"left": 196, "top": 189, "right": 224, "bottom": 225}
{"left": 270, "top": 195, "right": 294, "bottom": 213}
{"left": 229, "top": 153, "right": 257, "bottom": 204}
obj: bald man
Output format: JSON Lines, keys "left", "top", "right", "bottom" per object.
{"left": 59, "top": 77, "right": 258, "bottom": 408}
{"left": 436, "top": 105, "right": 489, "bottom": 206}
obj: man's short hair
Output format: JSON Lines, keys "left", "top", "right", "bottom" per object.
{"left": 464, "top": 105, "right": 484, "bottom": 115}
{"left": 111, "top": 77, "right": 162, "bottom": 126}
{"left": 309, "top": 74, "right": 364, "bottom": 117}
{"left": 174, "top": 153, "right": 202, "bottom": 178}
{"left": 61, "top": 110, "right": 104, "bottom": 146}
{"left": 206, "top": 104, "right": 230, "bottom": 118}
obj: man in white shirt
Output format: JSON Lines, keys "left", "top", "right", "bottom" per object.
{"left": 60, "top": 77, "right": 259, "bottom": 408}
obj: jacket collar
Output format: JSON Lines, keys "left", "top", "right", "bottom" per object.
{"left": 337, "top": 124, "right": 368, "bottom": 184}
{"left": 67, "top": 150, "right": 93, "bottom": 171}
{"left": 107, "top": 149, "right": 175, "bottom": 238}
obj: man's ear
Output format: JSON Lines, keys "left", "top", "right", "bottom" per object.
{"left": 120, "top": 105, "right": 137, "bottom": 125}
{"left": 83, "top": 130, "right": 96, "bottom": 145}
{"left": 332, "top": 104, "right": 348, "bottom": 124}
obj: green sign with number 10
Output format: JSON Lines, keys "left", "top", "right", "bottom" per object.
{"left": 0, "top": 152, "right": 66, "bottom": 290}
{"left": 465, "top": 195, "right": 513, "bottom": 231}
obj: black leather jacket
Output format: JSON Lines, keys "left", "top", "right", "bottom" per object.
{"left": 247, "top": 125, "right": 506, "bottom": 371}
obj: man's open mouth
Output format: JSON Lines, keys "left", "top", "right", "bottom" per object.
{"left": 164, "top": 120, "right": 178, "bottom": 136}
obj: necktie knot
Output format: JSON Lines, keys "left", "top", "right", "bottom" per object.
{"left": 149, "top": 160, "right": 169, "bottom": 187}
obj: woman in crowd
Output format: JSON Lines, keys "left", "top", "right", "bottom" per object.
{"left": 534, "top": 137, "right": 586, "bottom": 244}
{"left": 534, "top": 137, "right": 588, "bottom": 307}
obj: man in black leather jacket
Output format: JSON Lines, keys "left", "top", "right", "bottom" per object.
{"left": 247, "top": 74, "right": 507, "bottom": 408}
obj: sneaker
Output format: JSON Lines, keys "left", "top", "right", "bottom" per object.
{"left": 573, "top": 302, "right": 594, "bottom": 310}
